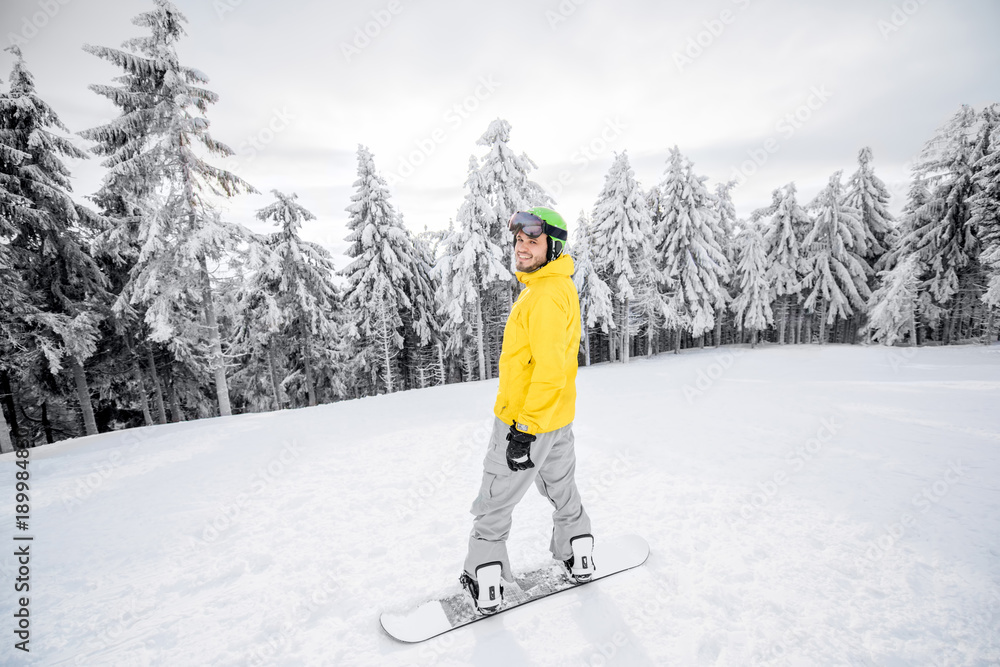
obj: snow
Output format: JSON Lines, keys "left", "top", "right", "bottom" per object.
{"left": 2, "top": 344, "right": 1000, "bottom": 666}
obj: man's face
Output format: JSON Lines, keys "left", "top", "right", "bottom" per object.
{"left": 514, "top": 231, "right": 547, "bottom": 273}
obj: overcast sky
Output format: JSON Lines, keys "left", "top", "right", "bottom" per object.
{"left": 2, "top": 0, "right": 998, "bottom": 265}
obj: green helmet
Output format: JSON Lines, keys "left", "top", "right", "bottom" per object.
{"left": 527, "top": 206, "right": 568, "bottom": 261}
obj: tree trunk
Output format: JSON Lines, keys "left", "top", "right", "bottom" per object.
{"left": 41, "top": 401, "right": 53, "bottom": 444}
{"left": 169, "top": 375, "right": 184, "bottom": 423}
{"left": 621, "top": 298, "right": 630, "bottom": 364}
{"left": 584, "top": 326, "right": 592, "bottom": 366}
{"left": 0, "top": 370, "right": 20, "bottom": 448}
{"left": 714, "top": 307, "right": 723, "bottom": 347}
{"left": 299, "top": 319, "right": 317, "bottom": 406}
{"left": 69, "top": 356, "right": 98, "bottom": 436}
{"left": 909, "top": 311, "right": 918, "bottom": 347}
{"left": 267, "top": 340, "right": 285, "bottom": 410}
{"left": 145, "top": 346, "right": 168, "bottom": 425}
{"left": 476, "top": 292, "right": 487, "bottom": 380}
{"left": 198, "top": 254, "right": 232, "bottom": 416}
{"left": 778, "top": 297, "right": 788, "bottom": 344}
{"left": 125, "top": 338, "right": 153, "bottom": 426}
{"left": 0, "top": 399, "right": 13, "bottom": 453}
{"left": 132, "top": 358, "right": 154, "bottom": 426}
{"left": 673, "top": 328, "right": 681, "bottom": 355}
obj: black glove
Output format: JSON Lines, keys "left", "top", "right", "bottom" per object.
{"left": 505, "top": 423, "right": 536, "bottom": 471}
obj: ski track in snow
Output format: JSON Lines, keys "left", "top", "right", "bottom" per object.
{"left": 1, "top": 344, "right": 999, "bottom": 666}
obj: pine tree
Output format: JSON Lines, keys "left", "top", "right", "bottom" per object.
{"left": 756, "top": 183, "right": 811, "bottom": 344}
{"left": 233, "top": 191, "right": 342, "bottom": 410}
{"left": 845, "top": 147, "right": 895, "bottom": 272}
{"left": 341, "top": 145, "right": 431, "bottom": 394}
{"left": 473, "top": 119, "right": 551, "bottom": 371}
{"left": 435, "top": 157, "right": 511, "bottom": 380}
{"left": 572, "top": 211, "right": 615, "bottom": 365}
{"left": 475, "top": 118, "right": 552, "bottom": 246}
{"left": 731, "top": 223, "right": 773, "bottom": 347}
{"left": 81, "top": 0, "right": 256, "bottom": 418}
{"left": 711, "top": 180, "right": 740, "bottom": 346}
{"left": 800, "top": 172, "right": 872, "bottom": 344}
{"left": 0, "top": 46, "right": 108, "bottom": 439}
{"left": 656, "top": 147, "right": 731, "bottom": 346}
{"left": 971, "top": 105, "right": 1000, "bottom": 338}
{"left": 865, "top": 255, "right": 921, "bottom": 346}
{"left": 592, "top": 150, "right": 654, "bottom": 362}
{"left": 904, "top": 104, "right": 993, "bottom": 342}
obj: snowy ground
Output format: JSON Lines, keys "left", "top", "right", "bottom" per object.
{"left": 2, "top": 343, "right": 1000, "bottom": 666}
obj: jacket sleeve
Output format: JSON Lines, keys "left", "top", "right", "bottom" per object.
{"left": 516, "top": 292, "right": 572, "bottom": 435}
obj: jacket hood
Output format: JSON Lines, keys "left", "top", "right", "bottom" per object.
{"left": 517, "top": 254, "right": 575, "bottom": 285}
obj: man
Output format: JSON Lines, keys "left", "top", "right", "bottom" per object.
{"left": 461, "top": 206, "right": 594, "bottom": 616}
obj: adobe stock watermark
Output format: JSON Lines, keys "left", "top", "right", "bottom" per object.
{"left": 212, "top": 0, "right": 244, "bottom": 20}
{"left": 584, "top": 631, "right": 633, "bottom": 667}
{"left": 857, "top": 459, "right": 965, "bottom": 566}
{"left": 580, "top": 448, "right": 633, "bottom": 503}
{"left": 544, "top": 117, "right": 629, "bottom": 200}
{"left": 877, "top": 0, "right": 930, "bottom": 39}
{"left": 340, "top": 0, "right": 405, "bottom": 63}
{"left": 394, "top": 418, "right": 490, "bottom": 522}
{"left": 738, "top": 415, "right": 841, "bottom": 522}
{"left": 384, "top": 75, "right": 501, "bottom": 186}
{"left": 193, "top": 439, "right": 303, "bottom": 546}
{"left": 682, "top": 347, "right": 746, "bottom": 404}
{"left": 7, "top": 0, "right": 73, "bottom": 47}
{"left": 887, "top": 344, "right": 919, "bottom": 373}
{"left": 222, "top": 107, "right": 295, "bottom": 175}
{"left": 59, "top": 429, "right": 148, "bottom": 512}
{"left": 246, "top": 567, "right": 349, "bottom": 666}
{"left": 729, "top": 84, "right": 833, "bottom": 188}
{"left": 751, "top": 627, "right": 809, "bottom": 664}
{"left": 673, "top": 0, "right": 753, "bottom": 73}
{"left": 545, "top": 0, "right": 586, "bottom": 30}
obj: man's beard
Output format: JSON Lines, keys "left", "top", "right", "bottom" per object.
{"left": 516, "top": 256, "right": 546, "bottom": 273}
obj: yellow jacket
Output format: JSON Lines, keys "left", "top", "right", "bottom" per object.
{"left": 493, "top": 254, "right": 581, "bottom": 435}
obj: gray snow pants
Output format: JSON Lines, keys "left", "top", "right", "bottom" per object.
{"left": 464, "top": 417, "right": 591, "bottom": 582}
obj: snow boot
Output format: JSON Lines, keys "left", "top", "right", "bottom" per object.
{"left": 460, "top": 562, "right": 504, "bottom": 615}
{"left": 562, "top": 534, "right": 596, "bottom": 583}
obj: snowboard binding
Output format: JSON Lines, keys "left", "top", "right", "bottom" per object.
{"left": 563, "top": 534, "right": 596, "bottom": 583}
{"left": 460, "top": 561, "right": 504, "bottom": 615}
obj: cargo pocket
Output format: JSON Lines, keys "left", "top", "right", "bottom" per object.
{"left": 483, "top": 458, "right": 511, "bottom": 500}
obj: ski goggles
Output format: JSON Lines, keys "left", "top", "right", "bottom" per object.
{"left": 507, "top": 211, "right": 568, "bottom": 241}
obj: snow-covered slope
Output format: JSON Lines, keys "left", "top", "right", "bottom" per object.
{"left": 2, "top": 344, "right": 999, "bottom": 666}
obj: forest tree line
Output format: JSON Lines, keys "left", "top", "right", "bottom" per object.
{"left": 1, "top": 0, "right": 998, "bottom": 449}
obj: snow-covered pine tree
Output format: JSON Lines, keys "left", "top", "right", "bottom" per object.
{"left": 475, "top": 118, "right": 552, "bottom": 248}
{"left": 0, "top": 69, "right": 32, "bottom": 451}
{"left": 233, "top": 190, "right": 342, "bottom": 410}
{"left": 572, "top": 211, "right": 615, "bottom": 365}
{"left": 398, "top": 212, "right": 440, "bottom": 389}
{"left": 731, "top": 222, "right": 773, "bottom": 347}
{"left": 656, "top": 147, "right": 731, "bottom": 349}
{"left": 756, "top": 183, "right": 811, "bottom": 344}
{"left": 904, "top": 104, "right": 993, "bottom": 343}
{"left": 0, "top": 46, "right": 109, "bottom": 439}
{"left": 800, "top": 171, "right": 872, "bottom": 344}
{"left": 435, "top": 156, "right": 511, "bottom": 380}
{"left": 592, "top": 150, "right": 655, "bottom": 362}
{"left": 81, "top": 0, "right": 256, "bottom": 418}
{"left": 342, "top": 145, "right": 434, "bottom": 395}
{"left": 711, "top": 180, "right": 740, "bottom": 346}
{"left": 845, "top": 147, "right": 895, "bottom": 273}
{"left": 474, "top": 119, "right": 552, "bottom": 370}
{"left": 970, "top": 104, "right": 1000, "bottom": 340}
{"left": 864, "top": 255, "right": 921, "bottom": 346}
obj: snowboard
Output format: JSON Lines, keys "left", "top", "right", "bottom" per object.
{"left": 379, "top": 534, "right": 649, "bottom": 643}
